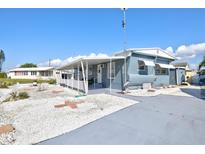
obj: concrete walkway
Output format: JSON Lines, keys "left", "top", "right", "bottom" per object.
{"left": 39, "top": 93, "right": 205, "bottom": 145}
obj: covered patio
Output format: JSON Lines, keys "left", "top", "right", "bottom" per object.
{"left": 57, "top": 56, "right": 126, "bottom": 95}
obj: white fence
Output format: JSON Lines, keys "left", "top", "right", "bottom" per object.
{"left": 60, "top": 78, "right": 86, "bottom": 92}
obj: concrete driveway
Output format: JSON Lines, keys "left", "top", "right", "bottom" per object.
{"left": 39, "top": 93, "right": 205, "bottom": 145}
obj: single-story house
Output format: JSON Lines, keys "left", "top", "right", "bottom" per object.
{"left": 7, "top": 67, "right": 55, "bottom": 80}
{"left": 57, "top": 48, "right": 184, "bottom": 94}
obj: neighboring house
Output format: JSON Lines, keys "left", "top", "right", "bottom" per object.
{"left": 173, "top": 62, "right": 195, "bottom": 83}
{"left": 7, "top": 67, "right": 55, "bottom": 80}
{"left": 57, "top": 48, "right": 182, "bottom": 94}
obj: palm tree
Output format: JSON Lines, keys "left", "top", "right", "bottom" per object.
{"left": 199, "top": 56, "right": 205, "bottom": 70}
{"left": 0, "top": 49, "right": 5, "bottom": 72}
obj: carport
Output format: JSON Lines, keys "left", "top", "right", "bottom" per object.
{"left": 57, "top": 56, "right": 125, "bottom": 94}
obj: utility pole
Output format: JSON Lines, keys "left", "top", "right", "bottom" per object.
{"left": 121, "top": 8, "right": 128, "bottom": 52}
{"left": 121, "top": 8, "right": 128, "bottom": 90}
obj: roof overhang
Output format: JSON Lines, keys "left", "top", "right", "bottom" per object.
{"left": 58, "top": 56, "right": 125, "bottom": 70}
{"left": 9, "top": 67, "right": 54, "bottom": 72}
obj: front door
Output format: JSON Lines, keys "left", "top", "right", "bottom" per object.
{"left": 97, "top": 65, "right": 102, "bottom": 83}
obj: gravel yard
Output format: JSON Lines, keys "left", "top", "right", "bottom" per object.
{"left": 0, "top": 84, "right": 137, "bottom": 145}
{"left": 126, "top": 86, "right": 194, "bottom": 97}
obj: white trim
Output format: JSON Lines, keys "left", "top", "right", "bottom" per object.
{"left": 9, "top": 67, "right": 53, "bottom": 72}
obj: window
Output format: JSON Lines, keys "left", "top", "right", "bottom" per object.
{"left": 62, "top": 74, "right": 65, "bottom": 79}
{"left": 155, "top": 64, "right": 168, "bottom": 75}
{"left": 138, "top": 60, "right": 148, "bottom": 75}
{"left": 31, "top": 71, "right": 37, "bottom": 76}
{"left": 107, "top": 62, "right": 115, "bottom": 79}
{"left": 138, "top": 60, "right": 145, "bottom": 70}
{"left": 61, "top": 73, "right": 68, "bottom": 79}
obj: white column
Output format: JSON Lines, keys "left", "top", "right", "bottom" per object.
{"left": 109, "top": 58, "right": 112, "bottom": 93}
{"left": 72, "top": 67, "right": 74, "bottom": 89}
{"left": 124, "top": 57, "right": 127, "bottom": 84}
{"left": 77, "top": 64, "right": 80, "bottom": 93}
{"left": 86, "top": 61, "right": 88, "bottom": 94}
{"left": 81, "top": 61, "right": 86, "bottom": 94}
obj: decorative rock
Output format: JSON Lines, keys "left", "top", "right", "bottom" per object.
{"left": 0, "top": 124, "right": 15, "bottom": 134}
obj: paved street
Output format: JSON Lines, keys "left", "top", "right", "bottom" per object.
{"left": 39, "top": 91, "right": 205, "bottom": 145}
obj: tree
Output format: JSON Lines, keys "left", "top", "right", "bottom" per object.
{"left": 199, "top": 56, "right": 205, "bottom": 70}
{"left": 0, "top": 49, "right": 5, "bottom": 72}
{"left": 20, "top": 63, "right": 37, "bottom": 68}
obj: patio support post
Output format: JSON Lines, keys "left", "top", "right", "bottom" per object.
{"left": 124, "top": 57, "right": 127, "bottom": 85}
{"left": 81, "top": 61, "right": 87, "bottom": 94}
{"left": 59, "top": 70, "right": 61, "bottom": 85}
{"left": 86, "top": 61, "right": 88, "bottom": 94}
{"left": 77, "top": 64, "right": 79, "bottom": 93}
{"left": 109, "top": 58, "right": 112, "bottom": 93}
{"left": 72, "top": 67, "right": 74, "bottom": 89}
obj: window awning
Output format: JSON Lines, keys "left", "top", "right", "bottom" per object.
{"left": 156, "top": 63, "right": 175, "bottom": 69}
{"left": 141, "top": 59, "right": 155, "bottom": 66}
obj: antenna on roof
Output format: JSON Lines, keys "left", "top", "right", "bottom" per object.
{"left": 121, "top": 8, "right": 128, "bottom": 52}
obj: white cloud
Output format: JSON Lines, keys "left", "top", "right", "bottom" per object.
{"left": 175, "top": 42, "right": 205, "bottom": 59}
{"left": 165, "top": 42, "right": 205, "bottom": 60}
{"left": 38, "top": 52, "right": 109, "bottom": 67}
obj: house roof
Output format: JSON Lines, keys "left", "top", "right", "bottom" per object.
{"left": 9, "top": 67, "right": 54, "bottom": 72}
{"left": 58, "top": 56, "right": 125, "bottom": 70}
{"left": 114, "top": 48, "right": 176, "bottom": 60}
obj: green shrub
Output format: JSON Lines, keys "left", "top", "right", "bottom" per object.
{"left": 48, "top": 79, "right": 56, "bottom": 84}
{"left": 3, "top": 91, "right": 29, "bottom": 102}
{"left": 18, "top": 92, "right": 29, "bottom": 99}
{"left": 0, "top": 81, "right": 8, "bottom": 88}
{"left": 0, "top": 72, "right": 7, "bottom": 78}
{"left": 0, "top": 78, "right": 56, "bottom": 86}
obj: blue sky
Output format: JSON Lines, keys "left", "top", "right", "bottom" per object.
{"left": 0, "top": 8, "right": 205, "bottom": 70}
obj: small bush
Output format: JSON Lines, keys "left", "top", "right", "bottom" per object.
{"left": 48, "top": 79, "right": 56, "bottom": 84}
{"left": 0, "top": 72, "right": 7, "bottom": 78}
{"left": 18, "top": 92, "right": 29, "bottom": 99}
{"left": 0, "top": 82, "right": 8, "bottom": 88}
{"left": 3, "top": 91, "right": 29, "bottom": 102}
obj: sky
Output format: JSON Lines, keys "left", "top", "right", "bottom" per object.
{"left": 0, "top": 8, "right": 205, "bottom": 71}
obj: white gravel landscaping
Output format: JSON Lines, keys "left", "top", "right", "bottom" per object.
{"left": 0, "top": 85, "right": 138, "bottom": 145}
{"left": 126, "top": 86, "right": 193, "bottom": 97}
